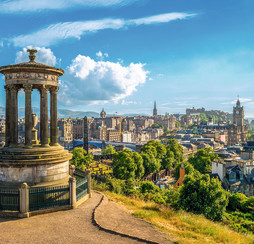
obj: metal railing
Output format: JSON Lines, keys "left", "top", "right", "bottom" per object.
{"left": 29, "top": 185, "right": 70, "bottom": 211}
{"left": 0, "top": 188, "right": 20, "bottom": 211}
{"left": 76, "top": 177, "right": 88, "bottom": 201}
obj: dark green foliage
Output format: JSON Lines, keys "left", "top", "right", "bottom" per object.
{"left": 166, "top": 139, "right": 184, "bottom": 164}
{"left": 140, "top": 181, "right": 157, "bottom": 193}
{"left": 224, "top": 211, "right": 254, "bottom": 233}
{"left": 227, "top": 193, "right": 248, "bottom": 212}
{"left": 151, "top": 123, "right": 164, "bottom": 129}
{"left": 112, "top": 149, "right": 144, "bottom": 180}
{"left": 102, "top": 145, "right": 116, "bottom": 155}
{"left": 178, "top": 171, "right": 228, "bottom": 221}
{"left": 106, "top": 178, "right": 125, "bottom": 194}
{"left": 188, "top": 147, "right": 219, "bottom": 174}
{"left": 112, "top": 150, "right": 137, "bottom": 180}
{"left": 173, "top": 161, "right": 195, "bottom": 179}
{"left": 141, "top": 152, "right": 161, "bottom": 176}
{"left": 71, "top": 147, "right": 94, "bottom": 170}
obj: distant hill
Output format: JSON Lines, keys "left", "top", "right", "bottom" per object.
{"left": 0, "top": 106, "right": 99, "bottom": 119}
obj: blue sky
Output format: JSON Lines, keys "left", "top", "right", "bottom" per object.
{"left": 1, "top": 0, "right": 254, "bottom": 117}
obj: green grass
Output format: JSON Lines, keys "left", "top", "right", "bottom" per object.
{"left": 97, "top": 189, "right": 254, "bottom": 244}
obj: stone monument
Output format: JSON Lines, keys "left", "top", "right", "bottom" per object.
{"left": 0, "top": 49, "right": 72, "bottom": 187}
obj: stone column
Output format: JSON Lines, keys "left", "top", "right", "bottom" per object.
{"left": 23, "top": 84, "right": 33, "bottom": 147}
{"left": 50, "top": 86, "right": 59, "bottom": 146}
{"left": 18, "top": 182, "right": 30, "bottom": 218}
{"left": 39, "top": 85, "right": 49, "bottom": 147}
{"left": 69, "top": 177, "right": 77, "bottom": 209}
{"left": 4, "top": 85, "right": 10, "bottom": 147}
{"left": 9, "top": 85, "right": 18, "bottom": 147}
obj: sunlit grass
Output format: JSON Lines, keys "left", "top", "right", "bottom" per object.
{"left": 99, "top": 190, "right": 254, "bottom": 244}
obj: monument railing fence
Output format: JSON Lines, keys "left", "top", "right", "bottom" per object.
{"left": 0, "top": 188, "right": 20, "bottom": 211}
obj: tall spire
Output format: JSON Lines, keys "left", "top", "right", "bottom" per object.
{"left": 153, "top": 100, "right": 157, "bottom": 116}
{"left": 236, "top": 96, "right": 240, "bottom": 107}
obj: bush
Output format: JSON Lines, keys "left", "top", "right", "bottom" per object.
{"left": 106, "top": 178, "right": 124, "bottom": 194}
{"left": 227, "top": 193, "right": 248, "bottom": 212}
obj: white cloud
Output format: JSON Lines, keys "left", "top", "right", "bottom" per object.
{"left": 121, "top": 100, "right": 137, "bottom": 105}
{"left": 221, "top": 98, "right": 252, "bottom": 105}
{"left": 58, "top": 54, "right": 148, "bottom": 105}
{"left": 128, "top": 12, "right": 196, "bottom": 25}
{"left": 0, "top": 0, "right": 137, "bottom": 13}
{"left": 8, "top": 12, "right": 197, "bottom": 47}
{"left": 96, "top": 51, "right": 109, "bottom": 59}
{"left": 15, "top": 46, "right": 56, "bottom": 66}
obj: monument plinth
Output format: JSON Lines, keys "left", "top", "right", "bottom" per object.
{"left": 0, "top": 49, "right": 72, "bottom": 187}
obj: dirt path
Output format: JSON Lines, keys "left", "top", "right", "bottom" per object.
{"left": 0, "top": 191, "right": 172, "bottom": 244}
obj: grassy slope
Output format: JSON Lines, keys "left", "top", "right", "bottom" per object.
{"left": 96, "top": 188, "right": 254, "bottom": 244}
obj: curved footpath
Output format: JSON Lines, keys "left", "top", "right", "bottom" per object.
{"left": 0, "top": 191, "right": 173, "bottom": 244}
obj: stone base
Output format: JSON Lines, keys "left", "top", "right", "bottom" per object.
{"left": 0, "top": 145, "right": 72, "bottom": 186}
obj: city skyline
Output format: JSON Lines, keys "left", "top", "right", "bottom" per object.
{"left": 1, "top": 1, "right": 254, "bottom": 116}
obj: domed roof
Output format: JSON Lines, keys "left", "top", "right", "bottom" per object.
{"left": 0, "top": 49, "right": 64, "bottom": 76}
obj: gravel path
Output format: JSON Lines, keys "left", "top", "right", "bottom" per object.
{"left": 0, "top": 191, "right": 173, "bottom": 244}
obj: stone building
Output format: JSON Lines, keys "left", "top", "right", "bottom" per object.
{"left": 100, "top": 108, "right": 106, "bottom": 118}
{"left": 228, "top": 99, "right": 248, "bottom": 145}
{"left": 58, "top": 118, "right": 73, "bottom": 148}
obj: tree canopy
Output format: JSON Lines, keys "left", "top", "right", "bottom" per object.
{"left": 112, "top": 149, "right": 144, "bottom": 180}
{"left": 188, "top": 147, "right": 219, "bottom": 174}
{"left": 102, "top": 145, "right": 116, "bottom": 155}
{"left": 71, "top": 147, "right": 93, "bottom": 170}
{"left": 178, "top": 171, "right": 228, "bottom": 221}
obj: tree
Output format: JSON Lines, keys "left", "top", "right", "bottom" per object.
{"left": 141, "top": 152, "right": 161, "bottom": 176}
{"left": 199, "top": 113, "right": 207, "bottom": 121}
{"left": 166, "top": 139, "right": 184, "bottom": 164}
{"left": 71, "top": 148, "right": 93, "bottom": 170}
{"left": 178, "top": 171, "right": 228, "bottom": 221}
{"left": 132, "top": 152, "right": 145, "bottom": 179}
{"left": 173, "top": 161, "right": 195, "bottom": 179}
{"left": 161, "top": 150, "right": 175, "bottom": 170}
{"left": 102, "top": 145, "right": 116, "bottom": 155}
{"left": 188, "top": 148, "right": 219, "bottom": 174}
{"left": 151, "top": 123, "right": 164, "bottom": 129}
{"left": 175, "top": 121, "right": 181, "bottom": 128}
{"left": 112, "top": 150, "right": 136, "bottom": 180}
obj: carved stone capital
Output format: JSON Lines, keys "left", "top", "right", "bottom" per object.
{"left": 50, "top": 86, "right": 59, "bottom": 94}
{"left": 23, "top": 84, "right": 33, "bottom": 92}
{"left": 39, "top": 85, "right": 49, "bottom": 94}
{"left": 4, "top": 85, "right": 10, "bottom": 92}
{"left": 9, "top": 84, "right": 19, "bottom": 93}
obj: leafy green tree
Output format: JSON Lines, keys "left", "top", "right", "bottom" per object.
{"left": 161, "top": 150, "right": 175, "bottom": 170}
{"left": 166, "top": 139, "right": 184, "bottom": 164}
{"left": 151, "top": 123, "right": 164, "bottom": 129}
{"left": 188, "top": 148, "right": 219, "bottom": 174}
{"left": 71, "top": 148, "right": 93, "bottom": 170}
{"left": 227, "top": 193, "right": 247, "bottom": 212}
{"left": 141, "top": 152, "right": 161, "bottom": 176}
{"left": 102, "top": 145, "right": 116, "bottom": 155}
{"left": 175, "top": 121, "right": 181, "bottom": 128}
{"left": 173, "top": 161, "right": 195, "bottom": 179}
{"left": 132, "top": 152, "right": 145, "bottom": 179}
{"left": 199, "top": 113, "right": 207, "bottom": 121}
{"left": 179, "top": 171, "right": 228, "bottom": 221}
{"left": 112, "top": 150, "right": 137, "bottom": 180}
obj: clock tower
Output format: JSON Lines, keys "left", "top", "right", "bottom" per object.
{"left": 233, "top": 98, "right": 244, "bottom": 126}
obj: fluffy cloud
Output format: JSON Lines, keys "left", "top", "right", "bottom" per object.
{"left": 0, "top": 0, "right": 137, "bottom": 13}
{"left": 58, "top": 54, "right": 148, "bottom": 105}
{"left": 15, "top": 46, "right": 56, "bottom": 66}
{"left": 96, "top": 51, "right": 109, "bottom": 59}
{"left": 8, "top": 12, "right": 196, "bottom": 47}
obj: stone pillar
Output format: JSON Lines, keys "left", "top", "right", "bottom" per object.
{"left": 24, "top": 84, "right": 33, "bottom": 147}
{"left": 18, "top": 183, "right": 30, "bottom": 218}
{"left": 85, "top": 170, "right": 92, "bottom": 198}
{"left": 40, "top": 85, "right": 49, "bottom": 147}
{"left": 9, "top": 85, "right": 18, "bottom": 147}
{"left": 4, "top": 85, "right": 10, "bottom": 147}
{"left": 50, "top": 86, "right": 59, "bottom": 146}
{"left": 69, "top": 165, "right": 76, "bottom": 177}
{"left": 69, "top": 177, "right": 77, "bottom": 209}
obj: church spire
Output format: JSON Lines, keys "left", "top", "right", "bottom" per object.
{"left": 153, "top": 100, "right": 157, "bottom": 116}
